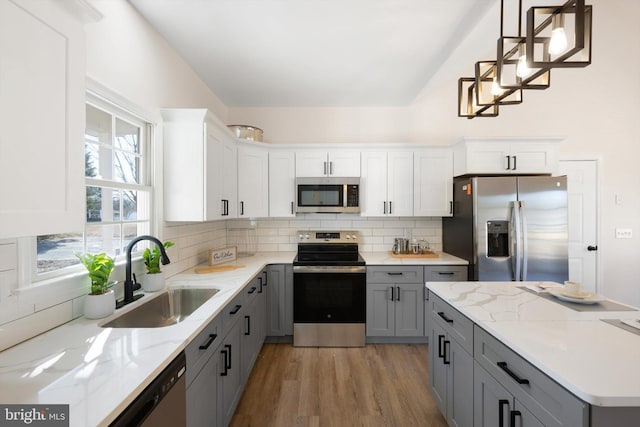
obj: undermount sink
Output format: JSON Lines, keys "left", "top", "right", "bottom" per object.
{"left": 102, "top": 287, "right": 219, "bottom": 328}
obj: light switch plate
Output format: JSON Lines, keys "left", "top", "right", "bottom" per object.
{"left": 615, "top": 228, "right": 633, "bottom": 239}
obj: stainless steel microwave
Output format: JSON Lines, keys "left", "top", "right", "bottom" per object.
{"left": 295, "top": 177, "right": 360, "bottom": 213}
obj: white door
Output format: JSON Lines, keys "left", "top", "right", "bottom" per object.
{"left": 360, "top": 152, "right": 388, "bottom": 217}
{"left": 558, "top": 160, "right": 598, "bottom": 293}
{"left": 268, "top": 151, "right": 296, "bottom": 217}
{"left": 387, "top": 151, "right": 413, "bottom": 216}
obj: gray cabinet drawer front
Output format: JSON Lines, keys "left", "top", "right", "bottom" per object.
{"left": 424, "top": 265, "right": 467, "bottom": 282}
{"left": 430, "top": 294, "right": 473, "bottom": 355}
{"left": 222, "top": 290, "right": 247, "bottom": 335}
{"left": 185, "top": 315, "right": 222, "bottom": 387}
{"left": 367, "top": 266, "right": 424, "bottom": 284}
{"left": 474, "top": 326, "right": 588, "bottom": 427}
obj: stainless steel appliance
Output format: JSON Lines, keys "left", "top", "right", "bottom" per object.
{"left": 443, "top": 176, "right": 568, "bottom": 282}
{"left": 295, "top": 177, "right": 360, "bottom": 213}
{"left": 293, "top": 231, "right": 366, "bottom": 347}
{"left": 110, "top": 352, "right": 186, "bottom": 427}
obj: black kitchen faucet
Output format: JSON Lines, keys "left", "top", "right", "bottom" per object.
{"left": 116, "top": 235, "right": 171, "bottom": 309}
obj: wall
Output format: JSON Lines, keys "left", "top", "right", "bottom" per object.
{"left": 228, "top": 0, "right": 640, "bottom": 306}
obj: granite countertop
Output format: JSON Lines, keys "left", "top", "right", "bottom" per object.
{"left": 426, "top": 281, "right": 640, "bottom": 407}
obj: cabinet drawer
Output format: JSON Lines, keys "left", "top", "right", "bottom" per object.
{"left": 474, "top": 326, "right": 588, "bottom": 427}
{"left": 430, "top": 294, "right": 473, "bottom": 355}
{"left": 222, "top": 290, "right": 247, "bottom": 335}
{"left": 185, "top": 315, "right": 221, "bottom": 387}
{"left": 424, "top": 265, "right": 467, "bottom": 282}
{"left": 367, "top": 266, "right": 424, "bottom": 284}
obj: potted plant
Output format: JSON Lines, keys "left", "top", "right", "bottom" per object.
{"left": 141, "top": 241, "right": 174, "bottom": 292}
{"left": 76, "top": 252, "right": 116, "bottom": 319}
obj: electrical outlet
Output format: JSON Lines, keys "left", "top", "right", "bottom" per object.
{"left": 615, "top": 228, "right": 633, "bottom": 239}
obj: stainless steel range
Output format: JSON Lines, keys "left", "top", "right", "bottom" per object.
{"left": 293, "top": 230, "right": 366, "bottom": 347}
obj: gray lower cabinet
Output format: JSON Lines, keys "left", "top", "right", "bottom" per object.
{"left": 424, "top": 265, "right": 468, "bottom": 339}
{"left": 241, "top": 275, "right": 265, "bottom": 381}
{"left": 367, "top": 266, "right": 424, "bottom": 337}
{"left": 218, "top": 317, "right": 243, "bottom": 426}
{"left": 474, "top": 361, "right": 543, "bottom": 427}
{"left": 429, "top": 296, "right": 473, "bottom": 427}
{"left": 265, "top": 264, "right": 293, "bottom": 336}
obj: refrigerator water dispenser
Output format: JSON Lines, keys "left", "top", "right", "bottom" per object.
{"left": 486, "top": 221, "right": 509, "bottom": 257}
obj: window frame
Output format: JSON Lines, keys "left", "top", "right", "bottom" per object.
{"left": 19, "top": 87, "right": 159, "bottom": 287}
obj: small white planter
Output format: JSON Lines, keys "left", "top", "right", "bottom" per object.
{"left": 84, "top": 290, "right": 116, "bottom": 319}
{"left": 142, "top": 271, "right": 165, "bottom": 292}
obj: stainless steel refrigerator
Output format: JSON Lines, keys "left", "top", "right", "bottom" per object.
{"left": 443, "top": 176, "right": 568, "bottom": 282}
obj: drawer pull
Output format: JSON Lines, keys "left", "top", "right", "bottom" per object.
{"left": 437, "top": 272, "right": 455, "bottom": 275}
{"left": 438, "top": 334, "right": 445, "bottom": 358}
{"left": 199, "top": 333, "right": 217, "bottom": 350}
{"left": 498, "top": 399, "right": 510, "bottom": 427}
{"left": 248, "top": 287, "right": 257, "bottom": 294}
{"left": 443, "top": 340, "right": 450, "bottom": 365}
{"left": 437, "top": 312, "right": 454, "bottom": 324}
{"left": 387, "top": 272, "right": 403, "bottom": 276}
{"left": 230, "top": 304, "right": 242, "bottom": 315}
{"left": 511, "top": 410, "right": 522, "bottom": 427}
{"left": 497, "top": 361, "right": 530, "bottom": 385}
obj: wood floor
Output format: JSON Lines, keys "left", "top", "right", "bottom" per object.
{"left": 230, "top": 343, "right": 448, "bottom": 427}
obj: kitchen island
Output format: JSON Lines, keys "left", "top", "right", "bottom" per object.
{"left": 426, "top": 281, "right": 640, "bottom": 427}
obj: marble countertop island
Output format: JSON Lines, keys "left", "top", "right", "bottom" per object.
{"left": 426, "top": 281, "right": 640, "bottom": 406}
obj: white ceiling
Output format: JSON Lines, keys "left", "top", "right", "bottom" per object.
{"left": 129, "top": 0, "right": 498, "bottom": 108}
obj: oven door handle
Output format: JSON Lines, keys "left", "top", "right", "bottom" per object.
{"left": 293, "top": 265, "right": 366, "bottom": 274}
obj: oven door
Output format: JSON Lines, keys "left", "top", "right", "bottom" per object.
{"left": 293, "top": 265, "right": 366, "bottom": 323}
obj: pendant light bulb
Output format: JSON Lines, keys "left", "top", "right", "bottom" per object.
{"left": 516, "top": 45, "right": 531, "bottom": 78}
{"left": 549, "top": 14, "right": 568, "bottom": 55}
{"left": 491, "top": 76, "right": 504, "bottom": 96}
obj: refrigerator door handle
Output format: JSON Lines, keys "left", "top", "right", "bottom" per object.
{"left": 520, "top": 201, "right": 528, "bottom": 281}
{"left": 509, "top": 201, "right": 522, "bottom": 281}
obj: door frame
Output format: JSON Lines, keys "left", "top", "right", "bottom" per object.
{"left": 558, "top": 156, "right": 602, "bottom": 292}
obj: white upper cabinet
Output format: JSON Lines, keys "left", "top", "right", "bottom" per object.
{"left": 0, "top": 0, "right": 99, "bottom": 238}
{"left": 414, "top": 149, "right": 453, "bottom": 217}
{"left": 162, "top": 109, "right": 236, "bottom": 221}
{"left": 361, "top": 151, "right": 413, "bottom": 217}
{"left": 268, "top": 150, "right": 296, "bottom": 217}
{"left": 238, "top": 145, "right": 269, "bottom": 218}
{"left": 453, "top": 138, "right": 561, "bottom": 176}
{"left": 295, "top": 150, "right": 360, "bottom": 177}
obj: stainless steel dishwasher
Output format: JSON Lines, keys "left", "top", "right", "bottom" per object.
{"left": 110, "top": 352, "right": 186, "bottom": 427}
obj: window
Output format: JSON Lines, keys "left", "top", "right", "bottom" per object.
{"left": 35, "top": 94, "right": 153, "bottom": 277}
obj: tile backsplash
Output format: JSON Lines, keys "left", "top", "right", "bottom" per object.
{"left": 227, "top": 214, "right": 443, "bottom": 253}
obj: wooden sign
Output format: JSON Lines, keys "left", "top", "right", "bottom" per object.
{"left": 209, "top": 246, "right": 237, "bottom": 265}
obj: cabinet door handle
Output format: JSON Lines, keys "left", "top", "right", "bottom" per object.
{"left": 258, "top": 277, "right": 263, "bottom": 293}
{"left": 510, "top": 410, "right": 522, "bottom": 427}
{"left": 389, "top": 201, "right": 392, "bottom": 214}
{"left": 220, "top": 348, "right": 229, "bottom": 376}
{"left": 390, "top": 287, "right": 395, "bottom": 301}
{"left": 329, "top": 161, "right": 333, "bottom": 175}
{"left": 225, "top": 344, "right": 232, "bottom": 370}
{"left": 396, "top": 286, "right": 400, "bottom": 301}
{"left": 291, "top": 201, "right": 294, "bottom": 215}
{"left": 449, "top": 201, "right": 453, "bottom": 215}
{"left": 221, "top": 199, "right": 226, "bottom": 216}
{"left": 437, "top": 311, "right": 454, "bottom": 324}
{"left": 248, "top": 286, "right": 257, "bottom": 294}
{"left": 199, "top": 333, "right": 218, "bottom": 350}
{"left": 245, "top": 315, "right": 251, "bottom": 336}
{"left": 240, "top": 201, "right": 244, "bottom": 216}
{"left": 263, "top": 271, "right": 268, "bottom": 286}
{"left": 498, "top": 399, "right": 510, "bottom": 427}
{"left": 323, "top": 161, "right": 327, "bottom": 175}
{"left": 512, "top": 155, "right": 517, "bottom": 170}
{"left": 587, "top": 245, "right": 598, "bottom": 251}
{"left": 438, "top": 334, "right": 445, "bottom": 358}
{"left": 506, "top": 155, "right": 511, "bottom": 171}
{"left": 443, "top": 340, "right": 450, "bottom": 365}
{"left": 497, "top": 361, "right": 530, "bottom": 385}
{"left": 383, "top": 201, "right": 387, "bottom": 214}
{"left": 230, "top": 304, "right": 242, "bottom": 315}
